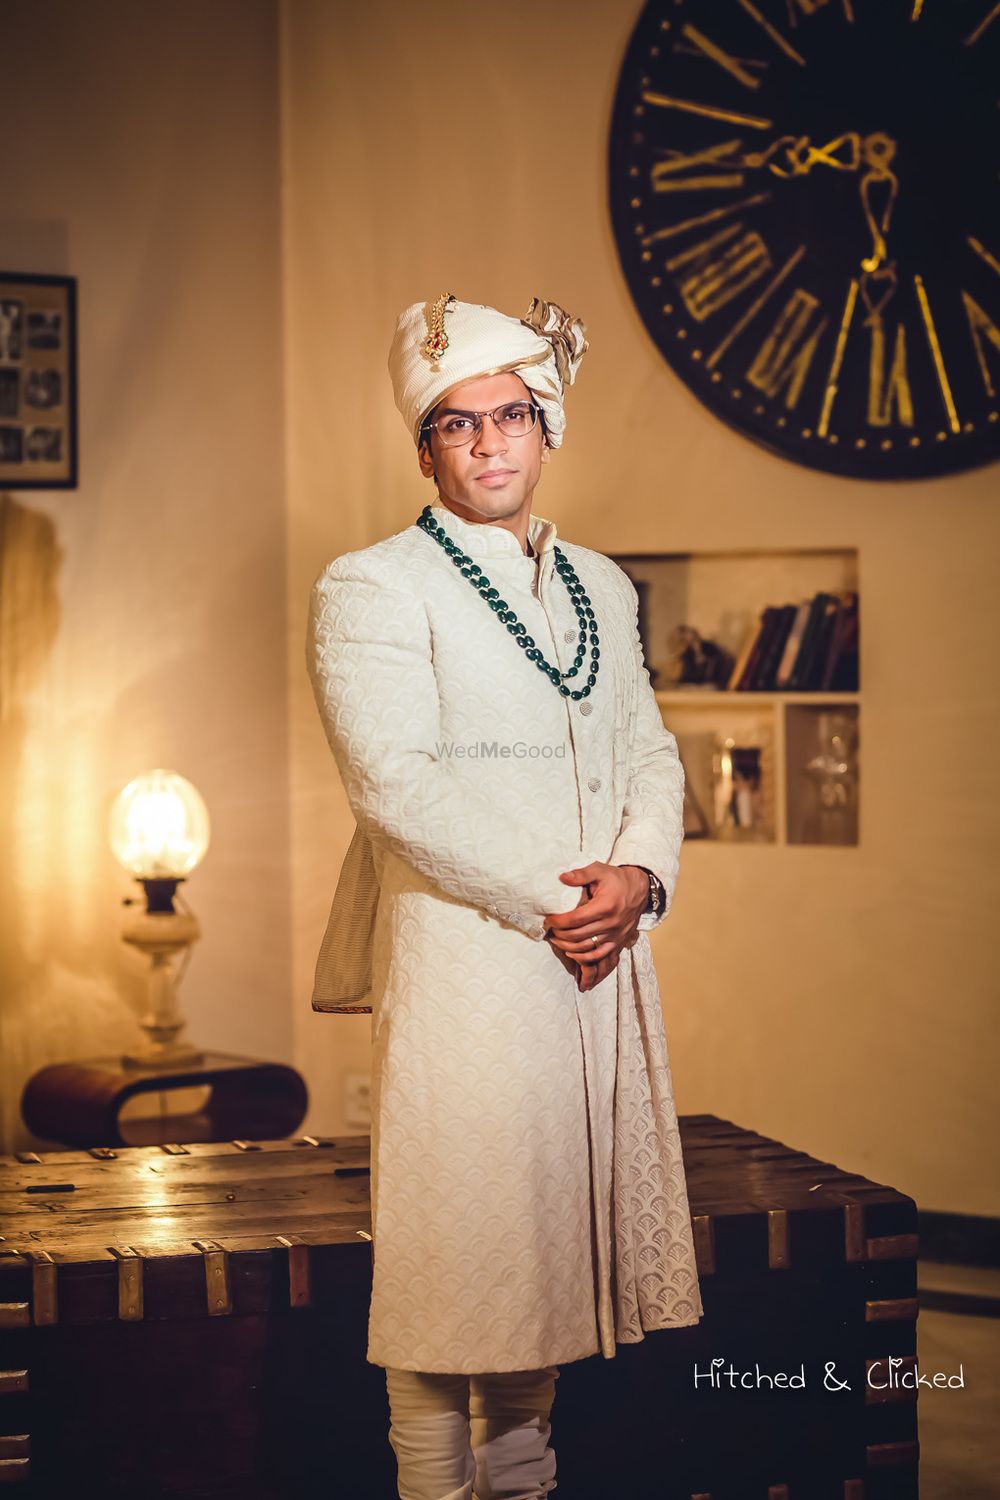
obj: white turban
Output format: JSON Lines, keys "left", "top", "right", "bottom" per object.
{"left": 387, "top": 294, "right": 588, "bottom": 450}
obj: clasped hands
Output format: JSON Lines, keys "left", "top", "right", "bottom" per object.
{"left": 543, "top": 862, "right": 649, "bottom": 993}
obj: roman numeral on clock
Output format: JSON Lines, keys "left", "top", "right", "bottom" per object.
{"left": 867, "top": 321, "right": 914, "bottom": 427}
{"left": 649, "top": 140, "right": 746, "bottom": 194}
{"left": 678, "top": 23, "right": 766, "bottom": 89}
{"left": 961, "top": 291, "right": 1000, "bottom": 398}
{"left": 664, "top": 222, "right": 773, "bottom": 321}
{"left": 745, "top": 289, "right": 830, "bottom": 408}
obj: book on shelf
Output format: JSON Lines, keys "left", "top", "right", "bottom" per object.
{"left": 774, "top": 599, "right": 812, "bottom": 688}
{"left": 786, "top": 593, "right": 834, "bottom": 691}
{"left": 725, "top": 590, "right": 858, "bottom": 692}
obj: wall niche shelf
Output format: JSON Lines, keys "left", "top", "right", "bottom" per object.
{"left": 612, "top": 548, "right": 860, "bottom": 850}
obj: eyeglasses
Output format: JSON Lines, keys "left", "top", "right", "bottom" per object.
{"left": 422, "top": 400, "right": 541, "bottom": 449}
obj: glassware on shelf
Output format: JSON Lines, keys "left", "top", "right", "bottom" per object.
{"left": 711, "top": 729, "right": 773, "bottom": 842}
{"left": 798, "top": 711, "right": 859, "bottom": 846}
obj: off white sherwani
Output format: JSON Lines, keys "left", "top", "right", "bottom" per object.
{"left": 307, "top": 498, "right": 703, "bottom": 1374}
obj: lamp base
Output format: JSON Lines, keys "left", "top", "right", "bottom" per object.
{"left": 121, "top": 1039, "right": 206, "bottom": 1071}
{"left": 120, "top": 906, "right": 203, "bottom": 1073}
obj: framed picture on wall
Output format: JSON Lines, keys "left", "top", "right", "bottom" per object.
{"left": 0, "top": 271, "right": 78, "bottom": 489}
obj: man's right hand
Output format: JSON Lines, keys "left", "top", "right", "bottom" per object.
{"left": 545, "top": 888, "right": 623, "bottom": 992}
{"left": 548, "top": 936, "right": 621, "bottom": 992}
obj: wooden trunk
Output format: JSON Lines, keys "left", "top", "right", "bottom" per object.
{"left": 0, "top": 1116, "right": 919, "bottom": 1498}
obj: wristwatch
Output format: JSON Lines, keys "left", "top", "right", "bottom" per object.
{"left": 638, "top": 866, "right": 665, "bottom": 917}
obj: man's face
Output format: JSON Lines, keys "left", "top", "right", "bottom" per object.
{"left": 417, "top": 371, "right": 550, "bottom": 525}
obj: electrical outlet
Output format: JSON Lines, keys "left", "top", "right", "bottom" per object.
{"left": 343, "top": 1069, "right": 372, "bottom": 1130}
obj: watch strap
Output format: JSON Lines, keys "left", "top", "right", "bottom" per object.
{"left": 636, "top": 865, "right": 664, "bottom": 916}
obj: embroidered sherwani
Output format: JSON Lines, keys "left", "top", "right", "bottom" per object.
{"left": 306, "top": 498, "right": 703, "bottom": 1374}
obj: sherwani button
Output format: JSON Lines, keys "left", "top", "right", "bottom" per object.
{"left": 579, "top": 701, "right": 593, "bottom": 715}
{"left": 564, "top": 628, "right": 576, "bottom": 642}
{"left": 588, "top": 778, "right": 602, "bottom": 793}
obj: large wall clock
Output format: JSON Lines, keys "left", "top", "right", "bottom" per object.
{"left": 608, "top": 0, "right": 1000, "bottom": 479}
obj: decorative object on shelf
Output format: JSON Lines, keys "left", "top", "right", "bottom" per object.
{"left": 713, "top": 731, "right": 770, "bottom": 842}
{"left": 0, "top": 271, "right": 77, "bottom": 488}
{"left": 798, "top": 710, "right": 859, "bottom": 847}
{"left": 609, "top": 1, "right": 1000, "bottom": 479}
{"left": 108, "top": 769, "right": 210, "bottom": 1070}
{"left": 661, "top": 622, "right": 734, "bottom": 689}
{"left": 21, "top": 1052, "right": 308, "bottom": 1148}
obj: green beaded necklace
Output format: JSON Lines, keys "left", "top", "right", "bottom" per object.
{"left": 415, "top": 504, "right": 601, "bottom": 700}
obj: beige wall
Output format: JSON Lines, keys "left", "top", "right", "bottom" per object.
{"left": 284, "top": 0, "right": 999, "bottom": 1215}
{"left": 1, "top": 1, "right": 288, "bottom": 1150}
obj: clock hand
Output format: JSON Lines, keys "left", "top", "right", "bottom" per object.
{"left": 707, "top": 131, "right": 862, "bottom": 177}
{"left": 702, "top": 129, "right": 899, "bottom": 282}
{"left": 859, "top": 131, "right": 899, "bottom": 274}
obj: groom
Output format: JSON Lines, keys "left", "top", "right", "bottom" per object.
{"left": 306, "top": 293, "right": 701, "bottom": 1500}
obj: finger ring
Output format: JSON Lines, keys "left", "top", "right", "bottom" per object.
{"left": 590, "top": 935, "right": 600, "bottom": 948}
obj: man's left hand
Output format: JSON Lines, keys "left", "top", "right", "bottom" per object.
{"left": 544, "top": 862, "right": 649, "bottom": 991}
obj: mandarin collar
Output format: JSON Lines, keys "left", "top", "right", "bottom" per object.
{"left": 428, "top": 498, "right": 558, "bottom": 561}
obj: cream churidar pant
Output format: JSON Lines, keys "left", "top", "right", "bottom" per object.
{"left": 385, "top": 1365, "right": 560, "bottom": 1500}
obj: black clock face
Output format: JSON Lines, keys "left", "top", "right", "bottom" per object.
{"left": 609, "top": 0, "right": 1000, "bottom": 479}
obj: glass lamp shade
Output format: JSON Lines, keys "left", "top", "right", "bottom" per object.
{"left": 109, "top": 769, "right": 210, "bottom": 879}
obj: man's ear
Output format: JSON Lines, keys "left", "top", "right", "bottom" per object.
{"left": 540, "top": 440, "right": 552, "bottom": 464}
{"left": 417, "top": 438, "right": 435, "bottom": 479}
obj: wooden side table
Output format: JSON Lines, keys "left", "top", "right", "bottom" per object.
{"left": 20, "top": 1052, "right": 308, "bottom": 1148}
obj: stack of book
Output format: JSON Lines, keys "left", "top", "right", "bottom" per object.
{"left": 727, "top": 591, "right": 859, "bottom": 692}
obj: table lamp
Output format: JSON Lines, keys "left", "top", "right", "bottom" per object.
{"left": 108, "top": 769, "right": 210, "bottom": 1069}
